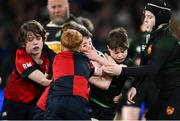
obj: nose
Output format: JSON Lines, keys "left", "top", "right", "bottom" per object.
{"left": 54, "top": 7, "right": 59, "bottom": 13}
{"left": 117, "top": 53, "right": 124, "bottom": 59}
{"left": 32, "top": 39, "right": 38, "bottom": 45}
{"left": 144, "top": 16, "right": 148, "bottom": 23}
{"left": 86, "top": 45, "right": 92, "bottom": 51}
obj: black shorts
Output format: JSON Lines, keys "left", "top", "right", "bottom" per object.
{"left": 90, "top": 100, "right": 115, "bottom": 120}
{"left": 146, "top": 86, "right": 180, "bottom": 120}
{"left": 44, "top": 95, "right": 92, "bottom": 120}
{"left": 32, "top": 105, "right": 45, "bottom": 120}
{"left": 128, "top": 80, "right": 159, "bottom": 108}
{"left": 1, "top": 99, "right": 35, "bottom": 120}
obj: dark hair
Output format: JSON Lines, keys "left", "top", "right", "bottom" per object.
{"left": 62, "top": 21, "right": 92, "bottom": 38}
{"left": 18, "top": 20, "right": 46, "bottom": 46}
{"left": 106, "top": 27, "right": 128, "bottom": 50}
{"left": 77, "top": 16, "right": 94, "bottom": 33}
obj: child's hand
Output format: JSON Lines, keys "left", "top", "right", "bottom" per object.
{"left": 113, "top": 93, "right": 122, "bottom": 104}
{"left": 91, "top": 60, "right": 102, "bottom": 68}
{"left": 84, "top": 47, "right": 99, "bottom": 61}
{"left": 127, "top": 87, "right": 136, "bottom": 104}
{"left": 102, "top": 64, "right": 123, "bottom": 76}
{"left": 120, "top": 64, "right": 127, "bottom": 67}
{"left": 104, "top": 53, "right": 116, "bottom": 65}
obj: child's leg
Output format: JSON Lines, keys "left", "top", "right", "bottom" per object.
{"left": 121, "top": 106, "right": 141, "bottom": 120}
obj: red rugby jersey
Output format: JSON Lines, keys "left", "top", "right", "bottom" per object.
{"left": 37, "top": 51, "right": 95, "bottom": 111}
{"left": 51, "top": 51, "right": 94, "bottom": 100}
{"left": 4, "top": 47, "right": 51, "bottom": 103}
{"left": 36, "top": 86, "right": 50, "bottom": 111}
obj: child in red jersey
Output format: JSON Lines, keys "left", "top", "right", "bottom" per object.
{"left": 44, "top": 28, "right": 106, "bottom": 120}
{"left": 35, "top": 22, "right": 110, "bottom": 120}
{"left": 34, "top": 22, "right": 94, "bottom": 118}
{"left": 44, "top": 29, "right": 91, "bottom": 120}
{"left": 1, "top": 20, "right": 53, "bottom": 120}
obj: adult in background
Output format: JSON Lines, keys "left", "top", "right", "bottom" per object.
{"left": 45, "top": 0, "right": 80, "bottom": 53}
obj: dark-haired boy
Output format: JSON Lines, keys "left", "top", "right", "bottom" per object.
{"left": 86, "top": 27, "right": 136, "bottom": 120}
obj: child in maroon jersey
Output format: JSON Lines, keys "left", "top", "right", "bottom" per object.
{"left": 34, "top": 22, "right": 93, "bottom": 118}
{"left": 44, "top": 28, "right": 106, "bottom": 120}
{"left": 44, "top": 29, "right": 91, "bottom": 120}
{"left": 35, "top": 22, "right": 110, "bottom": 120}
{"left": 1, "top": 20, "right": 53, "bottom": 120}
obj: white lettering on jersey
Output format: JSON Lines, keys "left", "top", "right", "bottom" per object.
{"left": 22, "top": 62, "right": 32, "bottom": 69}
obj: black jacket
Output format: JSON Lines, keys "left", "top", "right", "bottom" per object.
{"left": 122, "top": 25, "right": 180, "bottom": 90}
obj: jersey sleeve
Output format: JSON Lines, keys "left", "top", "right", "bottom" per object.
{"left": 42, "top": 44, "right": 56, "bottom": 75}
{"left": 89, "top": 61, "right": 95, "bottom": 77}
{"left": 42, "top": 44, "right": 56, "bottom": 65}
{"left": 15, "top": 48, "right": 37, "bottom": 79}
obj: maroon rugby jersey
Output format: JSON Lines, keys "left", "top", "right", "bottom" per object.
{"left": 51, "top": 51, "right": 94, "bottom": 100}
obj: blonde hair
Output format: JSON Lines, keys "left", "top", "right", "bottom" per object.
{"left": 61, "top": 29, "right": 83, "bottom": 50}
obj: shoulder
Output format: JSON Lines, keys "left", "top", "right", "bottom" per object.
{"left": 16, "top": 47, "right": 31, "bottom": 59}
{"left": 74, "top": 51, "right": 89, "bottom": 60}
{"left": 16, "top": 47, "right": 25, "bottom": 54}
{"left": 42, "top": 44, "right": 56, "bottom": 62}
{"left": 153, "top": 29, "right": 178, "bottom": 49}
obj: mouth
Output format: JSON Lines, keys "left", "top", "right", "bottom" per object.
{"left": 32, "top": 46, "right": 40, "bottom": 51}
{"left": 116, "top": 58, "right": 125, "bottom": 63}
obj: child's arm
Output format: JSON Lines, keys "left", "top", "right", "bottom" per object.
{"left": 102, "top": 64, "right": 126, "bottom": 76}
{"left": 84, "top": 47, "right": 112, "bottom": 66}
{"left": 89, "top": 60, "right": 113, "bottom": 90}
{"left": 89, "top": 52, "right": 118, "bottom": 89}
{"left": 28, "top": 70, "right": 52, "bottom": 86}
{"left": 89, "top": 75, "right": 112, "bottom": 90}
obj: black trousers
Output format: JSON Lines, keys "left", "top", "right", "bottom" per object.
{"left": 128, "top": 80, "right": 159, "bottom": 108}
{"left": 146, "top": 86, "right": 180, "bottom": 120}
{"left": 44, "top": 95, "right": 92, "bottom": 120}
{"left": 32, "top": 105, "right": 45, "bottom": 120}
{"left": 1, "top": 99, "right": 35, "bottom": 120}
